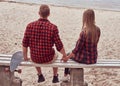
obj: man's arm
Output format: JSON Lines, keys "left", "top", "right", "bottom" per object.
{"left": 53, "top": 27, "right": 67, "bottom": 59}
{"left": 22, "top": 46, "right": 29, "bottom": 61}
{"left": 59, "top": 47, "right": 67, "bottom": 59}
{"left": 22, "top": 24, "right": 31, "bottom": 61}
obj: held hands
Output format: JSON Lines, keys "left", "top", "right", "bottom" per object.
{"left": 61, "top": 55, "right": 70, "bottom": 62}
{"left": 61, "top": 52, "right": 74, "bottom": 62}
{"left": 62, "top": 56, "right": 69, "bottom": 62}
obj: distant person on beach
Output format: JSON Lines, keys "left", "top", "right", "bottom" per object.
{"left": 62, "top": 9, "right": 101, "bottom": 81}
{"left": 22, "top": 4, "right": 66, "bottom": 83}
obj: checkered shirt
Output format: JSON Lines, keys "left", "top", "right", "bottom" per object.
{"left": 22, "top": 19, "right": 63, "bottom": 63}
{"left": 72, "top": 30, "right": 100, "bottom": 64}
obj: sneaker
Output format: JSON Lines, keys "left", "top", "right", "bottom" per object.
{"left": 38, "top": 74, "right": 45, "bottom": 83}
{"left": 52, "top": 75, "right": 59, "bottom": 83}
{"left": 62, "top": 74, "right": 70, "bottom": 82}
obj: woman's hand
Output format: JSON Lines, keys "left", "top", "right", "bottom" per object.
{"left": 61, "top": 56, "right": 70, "bottom": 62}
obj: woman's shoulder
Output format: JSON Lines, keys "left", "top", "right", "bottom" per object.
{"left": 95, "top": 26, "right": 100, "bottom": 32}
{"left": 95, "top": 26, "right": 101, "bottom": 37}
{"left": 79, "top": 30, "right": 86, "bottom": 39}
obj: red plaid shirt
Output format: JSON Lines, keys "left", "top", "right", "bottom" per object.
{"left": 72, "top": 29, "right": 100, "bottom": 64}
{"left": 22, "top": 18, "right": 63, "bottom": 63}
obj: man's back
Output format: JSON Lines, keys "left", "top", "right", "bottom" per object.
{"left": 23, "top": 18, "right": 63, "bottom": 63}
{"left": 22, "top": 5, "right": 66, "bottom": 83}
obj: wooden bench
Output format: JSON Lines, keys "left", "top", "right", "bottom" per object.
{"left": 0, "top": 54, "right": 120, "bottom": 86}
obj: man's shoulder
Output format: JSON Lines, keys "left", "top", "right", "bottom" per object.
{"left": 49, "top": 22, "right": 57, "bottom": 28}
{"left": 27, "top": 20, "right": 39, "bottom": 27}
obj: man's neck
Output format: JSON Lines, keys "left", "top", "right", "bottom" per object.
{"left": 40, "top": 17, "right": 48, "bottom": 19}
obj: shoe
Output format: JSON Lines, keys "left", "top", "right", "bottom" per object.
{"left": 62, "top": 74, "right": 70, "bottom": 82}
{"left": 38, "top": 74, "right": 45, "bottom": 83}
{"left": 52, "top": 75, "right": 59, "bottom": 83}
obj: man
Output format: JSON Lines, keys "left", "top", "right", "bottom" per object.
{"left": 22, "top": 4, "right": 66, "bottom": 83}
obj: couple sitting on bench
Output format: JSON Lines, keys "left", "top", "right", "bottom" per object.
{"left": 22, "top": 4, "right": 101, "bottom": 83}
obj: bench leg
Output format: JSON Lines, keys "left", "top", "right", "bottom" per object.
{"left": 12, "top": 77, "right": 22, "bottom": 86}
{"left": 61, "top": 68, "right": 88, "bottom": 86}
{"left": 0, "top": 66, "right": 22, "bottom": 86}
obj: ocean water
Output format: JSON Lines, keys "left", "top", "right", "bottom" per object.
{"left": 13, "top": 0, "right": 120, "bottom": 11}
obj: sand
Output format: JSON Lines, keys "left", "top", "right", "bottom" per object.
{"left": 0, "top": 1, "right": 120, "bottom": 86}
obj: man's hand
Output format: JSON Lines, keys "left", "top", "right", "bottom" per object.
{"left": 59, "top": 47, "right": 67, "bottom": 62}
{"left": 24, "top": 57, "right": 30, "bottom": 61}
{"left": 62, "top": 57, "right": 69, "bottom": 62}
{"left": 23, "top": 46, "right": 30, "bottom": 61}
{"left": 61, "top": 55, "right": 70, "bottom": 62}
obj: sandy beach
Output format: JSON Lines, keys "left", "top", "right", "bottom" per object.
{"left": 0, "top": 1, "right": 120, "bottom": 86}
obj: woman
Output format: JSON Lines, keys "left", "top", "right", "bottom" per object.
{"left": 62, "top": 9, "right": 101, "bottom": 81}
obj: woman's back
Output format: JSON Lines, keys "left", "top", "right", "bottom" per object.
{"left": 73, "top": 26, "right": 100, "bottom": 64}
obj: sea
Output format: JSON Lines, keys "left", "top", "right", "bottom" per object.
{"left": 12, "top": 0, "right": 120, "bottom": 11}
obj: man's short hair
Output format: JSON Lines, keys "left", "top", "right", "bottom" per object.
{"left": 39, "top": 5, "right": 50, "bottom": 18}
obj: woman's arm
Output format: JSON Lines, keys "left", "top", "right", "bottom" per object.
{"left": 72, "top": 31, "right": 85, "bottom": 55}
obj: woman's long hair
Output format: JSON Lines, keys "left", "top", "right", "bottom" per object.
{"left": 82, "top": 9, "right": 98, "bottom": 43}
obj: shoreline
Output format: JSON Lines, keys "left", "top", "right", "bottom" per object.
{"left": 3, "top": 1, "right": 120, "bottom": 12}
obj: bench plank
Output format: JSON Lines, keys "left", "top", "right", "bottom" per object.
{"left": 0, "top": 54, "right": 119, "bottom": 86}
{"left": 0, "top": 54, "right": 12, "bottom": 57}
{"left": 0, "top": 57, "right": 120, "bottom": 63}
{"left": 0, "top": 58, "right": 120, "bottom": 68}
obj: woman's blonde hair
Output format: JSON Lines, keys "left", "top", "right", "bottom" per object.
{"left": 82, "top": 9, "right": 98, "bottom": 43}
